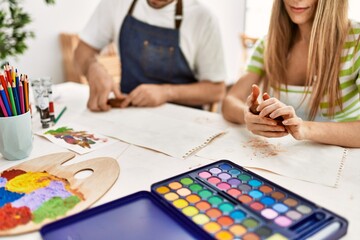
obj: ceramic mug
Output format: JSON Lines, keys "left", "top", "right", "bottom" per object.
{"left": 0, "top": 111, "right": 33, "bottom": 160}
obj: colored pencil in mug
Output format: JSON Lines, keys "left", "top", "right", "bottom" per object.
{"left": 12, "top": 82, "right": 21, "bottom": 115}
{"left": 12, "top": 67, "right": 16, "bottom": 86}
{"left": 0, "top": 75, "right": 10, "bottom": 105}
{"left": 0, "top": 88, "right": 8, "bottom": 117}
{"left": 24, "top": 77, "right": 29, "bottom": 112}
{"left": 7, "top": 82, "right": 17, "bottom": 116}
{"left": 16, "top": 71, "right": 20, "bottom": 96}
{"left": 4, "top": 64, "right": 12, "bottom": 85}
{"left": 19, "top": 81, "right": 25, "bottom": 114}
{"left": 0, "top": 84, "right": 12, "bottom": 117}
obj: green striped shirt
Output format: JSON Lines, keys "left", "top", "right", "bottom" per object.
{"left": 246, "top": 21, "right": 360, "bottom": 122}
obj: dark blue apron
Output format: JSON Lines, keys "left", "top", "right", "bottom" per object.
{"left": 119, "top": 0, "right": 197, "bottom": 95}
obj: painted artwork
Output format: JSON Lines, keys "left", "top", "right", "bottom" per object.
{"left": 37, "top": 123, "right": 118, "bottom": 154}
{"left": 0, "top": 169, "right": 83, "bottom": 231}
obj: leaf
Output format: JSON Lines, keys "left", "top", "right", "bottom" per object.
{"left": 0, "top": 0, "right": 56, "bottom": 61}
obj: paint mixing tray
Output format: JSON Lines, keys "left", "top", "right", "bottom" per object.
{"left": 40, "top": 160, "right": 348, "bottom": 240}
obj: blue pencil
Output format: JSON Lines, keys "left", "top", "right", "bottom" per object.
{"left": 12, "top": 82, "right": 21, "bottom": 115}
{"left": 0, "top": 84, "right": 12, "bottom": 116}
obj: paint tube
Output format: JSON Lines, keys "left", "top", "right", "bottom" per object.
{"left": 30, "top": 79, "right": 42, "bottom": 112}
{"left": 37, "top": 85, "right": 51, "bottom": 129}
{"left": 41, "top": 77, "right": 55, "bottom": 122}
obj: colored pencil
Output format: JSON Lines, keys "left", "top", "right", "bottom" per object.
{"left": 16, "top": 71, "right": 20, "bottom": 95}
{"left": 4, "top": 65, "right": 12, "bottom": 85}
{"left": 12, "top": 82, "right": 21, "bottom": 115}
{"left": 0, "top": 84, "right": 12, "bottom": 116}
{"left": 7, "top": 82, "right": 17, "bottom": 116}
{"left": 24, "top": 78, "right": 29, "bottom": 112}
{"left": 19, "top": 81, "right": 25, "bottom": 114}
{"left": 54, "top": 106, "right": 67, "bottom": 124}
{"left": 0, "top": 75, "right": 10, "bottom": 105}
{"left": 0, "top": 88, "right": 8, "bottom": 117}
{"left": 12, "top": 67, "right": 16, "bottom": 86}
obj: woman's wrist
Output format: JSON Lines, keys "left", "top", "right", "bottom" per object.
{"left": 299, "top": 120, "right": 312, "bottom": 141}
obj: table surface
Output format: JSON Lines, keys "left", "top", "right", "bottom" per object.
{"left": 1, "top": 82, "right": 359, "bottom": 240}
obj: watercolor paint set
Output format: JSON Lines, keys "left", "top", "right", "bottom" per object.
{"left": 40, "top": 160, "right": 348, "bottom": 240}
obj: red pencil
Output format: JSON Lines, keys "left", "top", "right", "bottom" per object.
{"left": 0, "top": 75, "right": 10, "bottom": 105}
{"left": 4, "top": 64, "right": 13, "bottom": 85}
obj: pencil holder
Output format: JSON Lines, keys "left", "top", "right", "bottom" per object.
{"left": 0, "top": 111, "right": 33, "bottom": 160}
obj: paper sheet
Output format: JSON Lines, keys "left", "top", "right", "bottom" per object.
{"left": 79, "top": 108, "right": 226, "bottom": 159}
{"left": 196, "top": 126, "right": 345, "bottom": 187}
{"left": 36, "top": 123, "right": 119, "bottom": 154}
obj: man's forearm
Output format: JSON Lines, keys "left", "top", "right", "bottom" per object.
{"left": 74, "top": 41, "right": 100, "bottom": 76}
{"left": 165, "top": 81, "right": 225, "bottom": 106}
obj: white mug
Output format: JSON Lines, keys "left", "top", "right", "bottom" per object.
{"left": 0, "top": 111, "right": 33, "bottom": 160}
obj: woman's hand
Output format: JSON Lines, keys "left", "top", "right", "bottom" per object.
{"left": 257, "top": 94, "right": 305, "bottom": 140}
{"left": 244, "top": 85, "right": 288, "bottom": 138}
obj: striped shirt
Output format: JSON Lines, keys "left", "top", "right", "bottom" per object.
{"left": 246, "top": 21, "right": 360, "bottom": 122}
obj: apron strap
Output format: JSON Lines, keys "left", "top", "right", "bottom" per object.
{"left": 175, "top": 0, "right": 183, "bottom": 30}
{"left": 128, "top": 0, "right": 183, "bottom": 30}
{"left": 128, "top": 0, "right": 138, "bottom": 15}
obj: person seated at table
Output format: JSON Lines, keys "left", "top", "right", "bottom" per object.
{"left": 222, "top": 0, "right": 360, "bottom": 147}
{"left": 74, "top": 0, "right": 226, "bottom": 111}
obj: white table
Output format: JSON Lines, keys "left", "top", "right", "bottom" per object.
{"left": 1, "top": 82, "right": 359, "bottom": 240}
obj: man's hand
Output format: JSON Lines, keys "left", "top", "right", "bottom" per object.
{"left": 86, "top": 62, "right": 124, "bottom": 111}
{"left": 120, "top": 84, "right": 171, "bottom": 108}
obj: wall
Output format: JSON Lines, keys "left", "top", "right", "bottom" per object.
{"left": 11, "top": 1, "right": 358, "bottom": 85}
{"left": 198, "top": 0, "right": 245, "bottom": 84}
{"left": 8, "top": 0, "right": 245, "bottom": 85}
{"left": 349, "top": 0, "right": 360, "bottom": 22}
{"left": 245, "top": 0, "right": 360, "bottom": 38}
{"left": 8, "top": 0, "right": 100, "bottom": 84}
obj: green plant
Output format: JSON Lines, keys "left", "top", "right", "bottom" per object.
{"left": 0, "top": 0, "right": 55, "bottom": 63}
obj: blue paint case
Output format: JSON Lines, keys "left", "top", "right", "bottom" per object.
{"left": 40, "top": 160, "right": 348, "bottom": 240}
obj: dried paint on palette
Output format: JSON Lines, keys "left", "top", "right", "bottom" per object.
{"left": 0, "top": 169, "right": 83, "bottom": 231}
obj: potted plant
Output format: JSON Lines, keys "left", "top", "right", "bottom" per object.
{"left": 0, "top": 0, "right": 55, "bottom": 65}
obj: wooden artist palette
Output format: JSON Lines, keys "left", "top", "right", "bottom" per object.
{"left": 0, "top": 152, "right": 120, "bottom": 236}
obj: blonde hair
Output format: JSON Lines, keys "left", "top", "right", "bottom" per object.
{"left": 264, "top": 0, "right": 349, "bottom": 120}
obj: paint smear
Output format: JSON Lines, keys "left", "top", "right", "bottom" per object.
{"left": 0, "top": 188, "right": 24, "bottom": 208}
{"left": 11, "top": 181, "right": 72, "bottom": 211}
{"left": 0, "top": 169, "right": 84, "bottom": 231}
{"left": 0, "top": 177, "right": 7, "bottom": 188}
{"left": 6, "top": 172, "right": 57, "bottom": 194}
{"left": 32, "top": 195, "right": 81, "bottom": 223}
{"left": 0, "top": 204, "right": 32, "bottom": 230}
{"left": 1, "top": 169, "right": 26, "bottom": 181}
